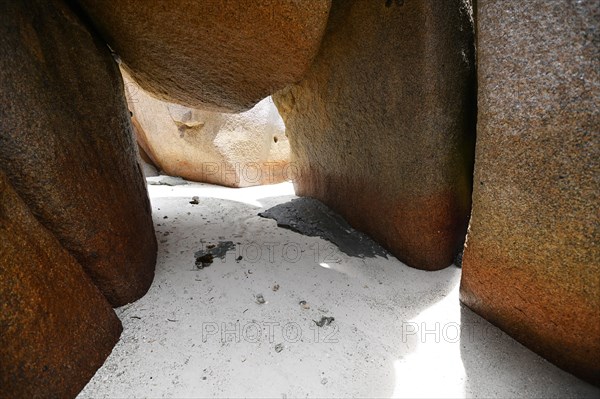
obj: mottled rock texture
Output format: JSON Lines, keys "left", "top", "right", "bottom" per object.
{"left": 0, "top": 0, "right": 157, "bottom": 307}
{"left": 461, "top": 0, "right": 600, "bottom": 385}
{"left": 273, "top": 0, "right": 476, "bottom": 270}
{"left": 0, "top": 172, "right": 122, "bottom": 399}
{"left": 75, "top": 0, "right": 331, "bottom": 112}
{"left": 124, "top": 70, "right": 290, "bottom": 188}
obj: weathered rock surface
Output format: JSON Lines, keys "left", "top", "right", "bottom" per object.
{"left": 124, "top": 70, "right": 291, "bottom": 188}
{"left": 461, "top": 0, "right": 600, "bottom": 385}
{"left": 273, "top": 0, "right": 476, "bottom": 270}
{"left": 75, "top": 0, "right": 332, "bottom": 112}
{"left": 0, "top": 0, "right": 157, "bottom": 307}
{"left": 0, "top": 172, "right": 122, "bottom": 399}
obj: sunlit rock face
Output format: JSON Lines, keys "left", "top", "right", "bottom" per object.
{"left": 123, "top": 69, "right": 291, "bottom": 188}
{"left": 460, "top": 0, "right": 600, "bottom": 385}
{"left": 0, "top": 0, "right": 157, "bottom": 307}
{"left": 273, "top": 0, "right": 477, "bottom": 271}
{"left": 75, "top": 0, "right": 332, "bottom": 112}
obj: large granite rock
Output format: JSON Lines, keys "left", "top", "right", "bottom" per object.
{"left": 0, "top": 0, "right": 157, "bottom": 307}
{"left": 461, "top": 0, "right": 600, "bottom": 384}
{"left": 0, "top": 172, "right": 122, "bottom": 398}
{"left": 124, "top": 70, "right": 290, "bottom": 188}
{"left": 273, "top": 0, "right": 476, "bottom": 270}
{"left": 75, "top": 0, "right": 332, "bottom": 112}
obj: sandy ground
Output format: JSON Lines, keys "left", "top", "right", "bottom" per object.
{"left": 79, "top": 179, "right": 600, "bottom": 398}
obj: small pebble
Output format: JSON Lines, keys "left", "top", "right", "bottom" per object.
{"left": 299, "top": 300, "right": 310, "bottom": 310}
{"left": 272, "top": 284, "right": 280, "bottom": 292}
{"left": 256, "top": 294, "right": 266, "bottom": 304}
{"left": 189, "top": 196, "right": 200, "bottom": 205}
{"left": 275, "top": 343, "right": 283, "bottom": 353}
{"left": 314, "top": 316, "right": 335, "bottom": 327}
{"left": 321, "top": 378, "right": 328, "bottom": 385}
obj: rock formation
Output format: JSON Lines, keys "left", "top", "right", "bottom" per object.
{"left": 273, "top": 0, "right": 477, "bottom": 270}
{"left": 0, "top": 0, "right": 157, "bottom": 307}
{"left": 74, "top": 0, "right": 332, "bottom": 112}
{"left": 461, "top": 0, "right": 600, "bottom": 384}
{"left": 0, "top": 171, "right": 122, "bottom": 398}
{"left": 124, "top": 70, "right": 290, "bottom": 188}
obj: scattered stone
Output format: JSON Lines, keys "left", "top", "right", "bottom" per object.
{"left": 259, "top": 198, "right": 388, "bottom": 259}
{"left": 189, "top": 196, "right": 200, "bottom": 205}
{"left": 195, "top": 254, "right": 212, "bottom": 269}
{"left": 256, "top": 294, "right": 266, "bottom": 305}
{"left": 150, "top": 176, "right": 189, "bottom": 186}
{"left": 275, "top": 343, "right": 284, "bottom": 353}
{"left": 314, "top": 317, "right": 335, "bottom": 327}
{"left": 194, "top": 241, "right": 235, "bottom": 269}
{"left": 236, "top": 256, "right": 243, "bottom": 263}
{"left": 299, "top": 300, "right": 310, "bottom": 310}
{"left": 272, "top": 284, "right": 280, "bottom": 292}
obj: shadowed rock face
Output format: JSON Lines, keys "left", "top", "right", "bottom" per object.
{"left": 0, "top": 0, "right": 157, "bottom": 307}
{"left": 0, "top": 172, "right": 122, "bottom": 399}
{"left": 74, "top": 0, "right": 332, "bottom": 112}
{"left": 273, "top": 0, "right": 477, "bottom": 271}
{"left": 461, "top": 0, "right": 600, "bottom": 385}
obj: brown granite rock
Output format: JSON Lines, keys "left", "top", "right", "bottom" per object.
{"left": 123, "top": 70, "right": 290, "bottom": 188}
{"left": 0, "top": 172, "right": 122, "bottom": 399}
{"left": 74, "top": 0, "right": 331, "bottom": 112}
{"left": 0, "top": 0, "right": 157, "bottom": 307}
{"left": 273, "top": 0, "right": 476, "bottom": 270}
{"left": 461, "top": 0, "right": 600, "bottom": 385}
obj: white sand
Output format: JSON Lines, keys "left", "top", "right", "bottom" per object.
{"left": 79, "top": 179, "right": 599, "bottom": 398}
